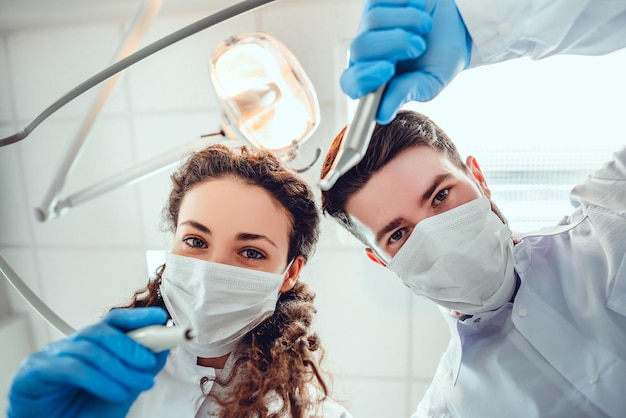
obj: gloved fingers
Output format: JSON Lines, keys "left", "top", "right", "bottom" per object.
{"left": 39, "top": 339, "right": 158, "bottom": 399}
{"left": 10, "top": 348, "right": 151, "bottom": 403}
{"left": 102, "top": 307, "right": 168, "bottom": 333}
{"left": 362, "top": 0, "right": 427, "bottom": 12}
{"left": 340, "top": 60, "right": 395, "bottom": 99}
{"left": 426, "top": 0, "right": 472, "bottom": 69}
{"left": 73, "top": 321, "right": 161, "bottom": 371}
{"left": 154, "top": 349, "right": 169, "bottom": 370}
{"left": 376, "top": 71, "right": 445, "bottom": 124}
{"left": 349, "top": 29, "right": 427, "bottom": 65}
{"left": 359, "top": 4, "right": 432, "bottom": 35}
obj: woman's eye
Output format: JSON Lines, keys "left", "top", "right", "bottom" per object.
{"left": 241, "top": 248, "right": 264, "bottom": 260}
{"left": 183, "top": 237, "right": 207, "bottom": 249}
{"left": 433, "top": 188, "right": 449, "bottom": 206}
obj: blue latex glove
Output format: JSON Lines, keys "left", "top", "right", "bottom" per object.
{"left": 6, "top": 307, "right": 169, "bottom": 418}
{"left": 341, "top": 0, "right": 472, "bottom": 124}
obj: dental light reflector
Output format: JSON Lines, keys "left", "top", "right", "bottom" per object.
{"left": 210, "top": 32, "right": 320, "bottom": 159}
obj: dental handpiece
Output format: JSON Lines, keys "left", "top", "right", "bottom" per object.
{"left": 318, "top": 84, "right": 386, "bottom": 191}
{"left": 127, "top": 325, "right": 195, "bottom": 352}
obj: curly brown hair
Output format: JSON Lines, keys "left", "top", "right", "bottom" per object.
{"left": 121, "top": 144, "right": 329, "bottom": 417}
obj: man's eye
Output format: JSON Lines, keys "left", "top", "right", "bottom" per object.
{"left": 183, "top": 237, "right": 206, "bottom": 249}
{"left": 433, "top": 188, "right": 449, "bottom": 205}
{"left": 241, "top": 248, "right": 264, "bottom": 260}
{"left": 389, "top": 229, "right": 405, "bottom": 244}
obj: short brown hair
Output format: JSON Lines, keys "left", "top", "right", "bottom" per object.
{"left": 320, "top": 109, "right": 466, "bottom": 245}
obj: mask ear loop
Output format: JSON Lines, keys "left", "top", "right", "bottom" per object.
{"left": 277, "top": 257, "right": 298, "bottom": 295}
{"left": 366, "top": 246, "right": 391, "bottom": 266}
{"left": 281, "top": 257, "right": 296, "bottom": 277}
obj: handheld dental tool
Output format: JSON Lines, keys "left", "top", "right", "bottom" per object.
{"left": 318, "top": 84, "right": 386, "bottom": 191}
{"left": 127, "top": 325, "right": 195, "bottom": 352}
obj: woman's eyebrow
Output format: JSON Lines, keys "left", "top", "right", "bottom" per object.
{"left": 237, "top": 232, "right": 278, "bottom": 249}
{"left": 179, "top": 221, "right": 279, "bottom": 248}
{"left": 179, "top": 220, "right": 211, "bottom": 234}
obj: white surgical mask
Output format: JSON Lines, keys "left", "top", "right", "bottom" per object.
{"left": 160, "top": 252, "right": 290, "bottom": 358}
{"left": 386, "top": 196, "right": 516, "bottom": 315}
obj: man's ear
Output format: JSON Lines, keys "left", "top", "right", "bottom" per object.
{"left": 466, "top": 155, "right": 491, "bottom": 197}
{"left": 365, "top": 247, "right": 387, "bottom": 267}
{"left": 280, "top": 255, "right": 304, "bottom": 293}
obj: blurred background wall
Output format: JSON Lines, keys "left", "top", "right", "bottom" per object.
{"left": 1, "top": 1, "right": 625, "bottom": 416}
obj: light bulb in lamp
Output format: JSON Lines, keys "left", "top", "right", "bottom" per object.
{"left": 209, "top": 32, "right": 320, "bottom": 160}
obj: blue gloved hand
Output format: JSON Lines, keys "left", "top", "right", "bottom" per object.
{"left": 6, "top": 307, "right": 169, "bottom": 418}
{"left": 341, "top": 0, "right": 472, "bottom": 124}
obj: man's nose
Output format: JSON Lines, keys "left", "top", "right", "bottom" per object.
{"left": 408, "top": 209, "right": 429, "bottom": 226}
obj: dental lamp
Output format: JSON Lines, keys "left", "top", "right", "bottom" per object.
{"left": 210, "top": 32, "right": 320, "bottom": 163}
{"left": 0, "top": 0, "right": 320, "bottom": 336}
{"left": 31, "top": 30, "right": 320, "bottom": 223}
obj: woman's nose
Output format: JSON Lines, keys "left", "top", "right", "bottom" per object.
{"left": 203, "top": 250, "right": 231, "bottom": 266}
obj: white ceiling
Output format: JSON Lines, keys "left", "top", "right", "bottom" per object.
{"left": 0, "top": 0, "right": 258, "bottom": 31}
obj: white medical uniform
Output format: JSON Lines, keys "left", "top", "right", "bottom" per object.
{"left": 127, "top": 347, "right": 352, "bottom": 418}
{"left": 414, "top": 122, "right": 626, "bottom": 415}
{"left": 128, "top": 345, "right": 352, "bottom": 417}
{"left": 457, "top": 0, "right": 626, "bottom": 66}
{"left": 413, "top": 3, "right": 626, "bottom": 417}
{"left": 415, "top": 144, "right": 625, "bottom": 417}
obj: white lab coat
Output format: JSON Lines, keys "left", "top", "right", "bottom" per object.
{"left": 414, "top": 149, "right": 626, "bottom": 417}
{"left": 413, "top": 3, "right": 626, "bottom": 417}
{"left": 456, "top": 0, "right": 626, "bottom": 66}
{"left": 128, "top": 345, "right": 352, "bottom": 417}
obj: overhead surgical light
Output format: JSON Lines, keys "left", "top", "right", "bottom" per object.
{"left": 210, "top": 32, "right": 320, "bottom": 161}
{"left": 0, "top": 0, "right": 319, "bottom": 223}
{"left": 26, "top": 30, "right": 320, "bottom": 223}
{"left": 0, "top": 0, "right": 320, "bottom": 336}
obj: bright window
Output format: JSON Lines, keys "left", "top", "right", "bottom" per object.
{"left": 341, "top": 49, "right": 626, "bottom": 233}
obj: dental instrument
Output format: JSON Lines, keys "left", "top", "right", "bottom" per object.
{"left": 127, "top": 325, "right": 195, "bottom": 352}
{"left": 318, "top": 84, "right": 385, "bottom": 191}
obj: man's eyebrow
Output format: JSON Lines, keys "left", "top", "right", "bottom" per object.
{"left": 375, "top": 218, "right": 403, "bottom": 245}
{"left": 374, "top": 173, "right": 452, "bottom": 245}
{"left": 420, "top": 173, "right": 452, "bottom": 207}
{"left": 237, "top": 232, "right": 278, "bottom": 249}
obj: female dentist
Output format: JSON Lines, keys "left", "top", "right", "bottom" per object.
{"left": 7, "top": 144, "right": 351, "bottom": 418}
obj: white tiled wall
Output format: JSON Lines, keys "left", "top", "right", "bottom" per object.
{"left": 0, "top": 1, "right": 451, "bottom": 416}
{"left": 0, "top": 316, "right": 34, "bottom": 411}
{"left": 8, "top": 24, "right": 127, "bottom": 120}
{"left": 0, "top": 38, "right": 13, "bottom": 122}
{"left": 5, "top": 1, "right": 626, "bottom": 416}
